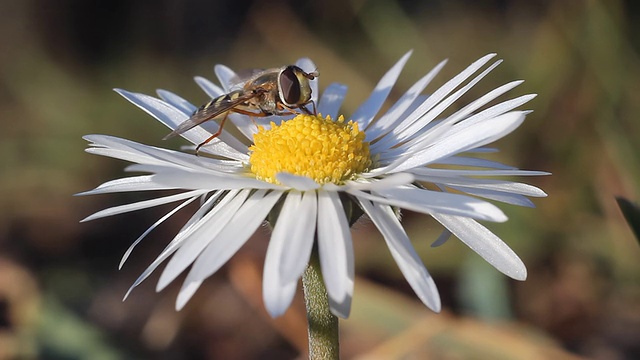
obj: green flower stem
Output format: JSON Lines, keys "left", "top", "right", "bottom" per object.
{"left": 302, "top": 247, "right": 340, "bottom": 360}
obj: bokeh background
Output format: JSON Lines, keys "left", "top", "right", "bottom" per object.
{"left": 1, "top": 0, "right": 639, "bottom": 359}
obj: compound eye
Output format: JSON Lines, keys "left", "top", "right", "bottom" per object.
{"left": 279, "top": 66, "right": 301, "bottom": 105}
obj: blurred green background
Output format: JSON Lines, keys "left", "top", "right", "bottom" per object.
{"left": 0, "top": 0, "right": 639, "bottom": 359}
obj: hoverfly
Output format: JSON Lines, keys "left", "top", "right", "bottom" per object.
{"left": 164, "top": 65, "right": 318, "bottom": 154}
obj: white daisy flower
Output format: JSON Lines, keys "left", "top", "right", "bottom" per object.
{"left": 79, "top": 51, "right": 548, "bottom": 319}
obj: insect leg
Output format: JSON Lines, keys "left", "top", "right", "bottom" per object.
{"left": 229, "top": 108, "right": 270, "bottom": 117}
{"left": 298, "top": 100, "right": 317, "bottom": 115}
{"left": 195, "top": 112, "right": 230, "bottom": 156}
{"left": 276, "top": 103, "right": 305, "bottom": 116}
{"left": 229, "top": 107, "right": 280, "bottom": 130}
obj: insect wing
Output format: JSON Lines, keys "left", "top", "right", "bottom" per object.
{"left": 228, "top": 67, "right": 282, "bottom": 90}
{"left": 163, "top": 90, "right": 257, "bottom": 140}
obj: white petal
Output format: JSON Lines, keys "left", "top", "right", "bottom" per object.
{"left": 359, "top": 199, "right": 441, "bottom": 312}
{"left": 119, "top": 196, "right": 200, "bottom": 270}
{"left": 179, "top": 192, "right": 224, "bottom": 231}
{"left": 345, "top": 173, "right": 415, "bottom": 190}
{"left": 154, "top": 87, "right": 251, "bottom": 154}
{"left": 85, "top": 147, "right": 161, "bottom": 168}
{"left": 150, "top": 170, "right": 284, "bottom": 191}
{"left": 276, "top": 172, "right": 320, "bottom": 191}
{"left": 432, "top": 214, "right": 527, "bottom": 280}
{"left": 372, "top": 54, "right": 497, "bottom": 151}
{"left": 366, "top": 59, "right": 447, "bottom": 141}
{"left": 86, "top": 134, "right": 248, "bottom": 171}
{"left": 317, "top": 83, "right": 347, "bottom": 120}
{"left": 435, "top": 156, "right": 517, "bottom": 170}
{"left": 176, "top": 280, "right": 203, "bottom": 309}
{"left": 156, "top": 89, "right": 197, "bottom": 115}
{"left": 387, "top": 91, "right": 535, "bottom": 159}
{"left": 115, "top": 88, "right": 188, "bottom": 130}
{"left": 455, "top": 181, "right": 547, "bottom": 198}
{"left": 263, "top": 275, "right": 298, "bottom": 318}
{"left": 328, "top": 295, "right": 351, "bottom": 321}
{"left": 77, "top": 175, "right": 170, "bottom": 196}
{"left": 81, "top": 189, "right": 206, "bottom": 222}
{"left": 422, "top": 168, "right": 551, "bottom": 177}
{"left": 372, "top": 104, "right": 532, "bottom": 164}
{"left": 450, "top": 187, "right": 535, "bottom": 207}
{"left": 316, "top": 189, "right": 354, "bottom": 318}
{"left": 224, "top": 112, "right": 261, "bottom": 141}
{"left": 353, "top": 51, "right": 413, "bottom": 130}
{"left": 348, "top": 187, "right": 507, "bottom": 222}
{"left": 123, "top": 155, "right": 243, "bottom": 175}
{"left": 453, "top": 95, "right": 536, "bottom": 134}
{"left": 262, "top": 192, "right": 301, "bottom": 317}
{"left": 277, "top": 191, "right": 317, "bottom": 283}
{"left": 123, "top": 191, "right": 229, "bottom": 299}
{"left": 156, "top": 190, "right": 251, "bottom": 291}
{"left": 426, "top": 87, "right": 533, "bottom": 144}
{"left": 383, "top": 60, "right": 504, "bottom": 151}
{"left": 115, "top": 89, "right": 201, "bottom": 142}
{"left": 84, "top": 134, "right": 165, "bottom": 164}
{"left": 263, "top": 191, "right": 317, "bottom": 317}
{"left": 198, "top": 126, "right": 251, "bottom": 157}
{"left": 194, "top": 76, "right": 224, "bottom": 98}
{"left": 466, "top": 147, "right": 499, "bottom": 153}
{"left": 374, "top": 118, "right": 454, "bottom": 165}
{"left": 115, "top": 89, "right": 246, "bottom": 159}
{"left": 431, "top": 229, "right": 451, "bottom": 248}
{"left": 411, "top": 173, "right": 548, "bottom": 197}
{"left": 461, "top": 94, "right": 536, "bottom": 131}
{"left": 84, "top": 134, "right": 183, "bottom": 165}
{"left": 445, "top": 80, "right": 525, "bottom": 122}
{"left": 181, "top": 119, "right": 250, "bottom": 157}
{"left": 176, "top": 190, "right": 283, "bottom": 309}
{"left": 387, "top": 111, "right": 526, "bottom": 173}
{"left": 214, "top": 64, "right": 238, "bottom": 92}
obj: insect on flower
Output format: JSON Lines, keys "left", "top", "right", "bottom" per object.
{"left": 82, "top": 51, "right": 549, "bottom": 319}
{"left": 163, "top": 65, "right": 319, "bottom": 154}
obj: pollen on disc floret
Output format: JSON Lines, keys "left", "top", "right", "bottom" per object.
{"left": 249, "top": 114, "right": 372, "bottom": 185}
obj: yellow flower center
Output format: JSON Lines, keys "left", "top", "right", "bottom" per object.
{"left": 249, "top": 114, "right": 372, "bottom": 185}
